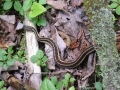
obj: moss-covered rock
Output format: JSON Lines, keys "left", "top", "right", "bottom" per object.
{"left": 84, "top": 0, "right": 120, "bottom": 90}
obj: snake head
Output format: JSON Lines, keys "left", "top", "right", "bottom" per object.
{"left": 24, "top": 25, "right": 35, "bottom": 31}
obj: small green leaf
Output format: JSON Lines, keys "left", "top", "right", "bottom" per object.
{"left": 41, "top": 61, "right": 46, "bottom": 67}
{"left": 39, "top": 0, "right": 46, "bottom": 5}
{"left": 0, "top": 62, "right": 3, "bottom": 67}
{"left": 18, "top": 50, "right": 23, "bottom": 56}
{"left": 14, "top": 1, "right": 22, "bottom": 11}
{"left": 17, "top": 57, "right": 21, "bottom": 61}
{"left": 23, "top": 0, "right": 33, "bottom": 11}
{"left": 56, "top": 81, "right": 63, "bottom": 89}
{"left": 62, "top": 79, "right": 68, "bottom": 88}
{"left": 0, "top": 49, "right": 7, "bottom": 54}
{"left": 7, "top": 54, "right": 11, "bottom": 59}
{"left": 94, "top": 82, "right": 102, "bottom": 90}
{"left": 36, "top": 60, "right": 41, "bottom": 66}
{"left": 32, "top": 17, "right": 38, "bottom": 25}
{"left": 65, "top": 73, "right": 71, "bottom": 80}
{"left": 40, "top": 78, "right": 57, "bottom": 90}
{"left": 26, "top": 14, "right": 33, "bottom": 20}
{"left": 29, "top": 2, "right": 46, "bottom": 18}
{"left": 0, "top": 55, "right": 3, "bottom": 60}
{"left": 30, "top": 55, "right": 38, "bottom": 63}
{"left": 51, "top": 76, "right": 58, "bottom": 85}
{"left": 42, "top": 56, "right": 48, "bottom": 62}
{"left": 19, "top": 9, "right": 24, "bottom": 15}
{"left": 0, "top": 81, "right": 4, "bottom": 88}
{"left": 37, "top": 17, "right": 46, "bottom": 26}
{"left": 3, "top": 1, "right": 13, "bottom": 10}
{"left": 70, "top": 78, "right": 75, "bottom": 83}
{"left": 111, "top": 0, "right": 117, "bottom": 2}
{"left": 1, "top": 87, "right": 7, "bottom": 90}
{"left": 13, "top": 55, "right": 19, "bottom": 60}
{"left": 7, "top": 59, "right": 15, "bottom": 66}
{"left": 116, "top": 6, "right": 120, "bottom": 15}
{"left": 36, "top": 50, "right": 44, "bottom": 59}
{"left": 109, "top": 3, "right": 118, "bottom": 8}
{"left": 2, "top": 56, "right": 7, "bottom": 61}
{"left": 21, "top": 57, "right": 26, "bottom": 63}
{"left": 0, "top": 55, "right": 6, "bottom": 61}
{"left": 68, "top": 86, "right": 75, "bottom": 90}
{"left": 9, "top": 50, "right": 13, "bottom": 54}
{"left": 112, "top": 14, "right": 117, "bottom": 21}
{"left": 8, "top": 46, "right": 13, "bottom": 53}
{"left": 3, "top": 64, "right": 8, "bottom": 70}
{"left": 5, "top": 0, "right": 12, "bottom": 1}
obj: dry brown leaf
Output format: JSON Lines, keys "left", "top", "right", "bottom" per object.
{"left": 70, "top": 0, "right": 83, "bottom": 7}
{"left": 0, "top": 15, "right": 15, "bottom": 24}
{"left": 0, "top": 37, "right": 9, "bottom": 48}
{"left": 0, "top": 15, "right": 20, "bottom": 48}
{"left": 7, "top": 87, "right": 16, "bottom": 90}
{"left": 47, "top": 0, "right": 68, "bottom": 13}
{"left": 15, "top": 22, "right": 24, "bottom": 30}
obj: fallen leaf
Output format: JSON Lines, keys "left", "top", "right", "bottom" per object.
{"left": 15, "top": 22, "right": 24, "bottom": 30}
{"left": 70, "top": 0, "right": 83, "bottom": 7}
{"left": 47, "top": 0, "right": 68, "bottom": 13}
{"left": 0, "top": 37, "right": 9, "bottom": 48}
{"left": 0, "top": 15, "right": 15, "bottom": 24}
{"left": 0, "top": 15, "right": 20, "bottom": 47}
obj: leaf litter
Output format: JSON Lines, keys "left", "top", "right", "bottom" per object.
{"left": 39, "top": 0, "right": 96, "bottom": 89}
{"left": 0, "top": 0, "right": 98, "bottom": 89}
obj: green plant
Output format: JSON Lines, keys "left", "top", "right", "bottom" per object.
{"left": 3, "top": 0, "right": 47, "bottom": 26}
{"left": 94, "top": 82, "right": 103, "bottom": 90}
{"left": 94, "top": 65, "right": 103, "bottom": 90}
{"left": 13, "top": 49, "right": 26, "bottom": 63}
{"left": 0, "top": 46, "right": 15, "bottom": 70}
{"left": 40, "top": 77, "right": 58, "bottom": 90}
{"left": 109, "top": 0, "right": 120, "bottom": 15}
{"left": 3, "top": 0, "right": 24, "bottom": 15}
{"left": 0, "top": 81, "right": 7, "bottom": 90}
{"left": 23, "top": 0, "right": 47, "bottom": 26}
{"left": 40, "top": 73, "right": 76, "bottom": 90}
{"left": 61, "top": 73, "right": 75, "bottom": 88}
{"left": 68, "top": 86, "right": 75, "bottom": 90}
{"left": 29, "top": 2, "right": 46, "bottom": 18}
{"left": 30, "top": 50, "right": 48, "bottom": 67}
{"left": 28, "top": 1, "right": 47, "bottom": 26}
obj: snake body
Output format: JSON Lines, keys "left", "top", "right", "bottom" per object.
{"left": 24, "top": 26, "right": 95, "bottom": 68}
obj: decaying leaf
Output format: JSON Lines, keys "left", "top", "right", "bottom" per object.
{"left": 0, "top": 15, "right": 21, "bottom": 48}
{"left": 47, "top": 0, "right": 68, "bottom": 13}
{"left": 70, "top": 0, "right": 83, "bottom": 7}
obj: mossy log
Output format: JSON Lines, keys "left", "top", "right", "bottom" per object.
{"left": 84, "top": 0, "right": 120, "bottom": 90}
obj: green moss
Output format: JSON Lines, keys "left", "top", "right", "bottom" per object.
{"left": 84, "top": 0, "right": 108, "bottom": 29}
{"left": 84, "top": 0, "right": 120, "bottom": 90}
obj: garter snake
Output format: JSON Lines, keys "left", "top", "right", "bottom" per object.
{"left": 24, "top": 26, "right": 95, "bottom": 68}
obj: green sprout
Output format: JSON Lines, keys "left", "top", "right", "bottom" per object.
{"left": 109, "top": 0, "right": 120, "bottom": 15}
{"left": 30, "top": 50, "right": 48, "bottom": 67}
{"left": 0, "top": 46, "right": 15, "bottom": 70}
{"left": 0, "top": 81, "right": 7, "bottom": 90}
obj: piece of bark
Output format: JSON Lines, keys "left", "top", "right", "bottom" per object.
{"left": 24, "top": 13, "right": 42, "bottom": 90}
{"left": 0, "top": 72, "right": 35, "bottom": 90}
